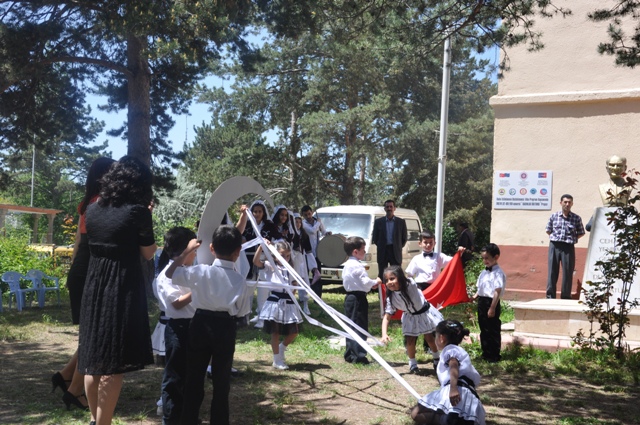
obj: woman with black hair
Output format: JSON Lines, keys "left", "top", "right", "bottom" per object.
{"left": 78, "top": 156, "right": 157, "bottom": 425}
{"left": 51, "top": 157, "right": 115, "bottom": 412}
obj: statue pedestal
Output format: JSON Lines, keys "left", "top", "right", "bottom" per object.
{"left": 582, "top": 207, "right": 640, "bottom": 301}
{"left": 511, "top": 299, "right": 640, "bottom": 351}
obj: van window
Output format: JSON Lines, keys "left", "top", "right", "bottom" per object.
{"left": 407, "top": 219, "right": 421, "bottom": 241}
{"left": 317, "top": 213, "right": 372, "bottom": 239}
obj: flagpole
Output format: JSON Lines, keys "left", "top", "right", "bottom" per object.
{"left": 435, "top": 34, "right": 452, "bottom": 254}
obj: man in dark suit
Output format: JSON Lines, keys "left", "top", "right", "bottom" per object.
{"left": 372, "top": 200, "right": 408, "bottom": 278}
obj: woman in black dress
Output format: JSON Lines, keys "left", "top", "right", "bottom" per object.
{"left": 78, "top": 156, "right": 157, "bottom": 425}
{"left": 51, "top": 157, "right": 115, "bottom": 411}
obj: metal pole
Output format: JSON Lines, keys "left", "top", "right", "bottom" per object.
{"left": 434, "top": 35, "right": 452, "bottom": 254}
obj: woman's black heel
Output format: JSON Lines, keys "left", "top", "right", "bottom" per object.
{"left": 62, "top": 391, "right": 89, "bottom": 411}
{"left": 51, "top": 372, "right": 69, "bottom": 393}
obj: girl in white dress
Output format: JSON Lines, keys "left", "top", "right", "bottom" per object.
{"left": 380, "top": 266, "right": 444, "bottom": 373}
{"left": 254, "top": 241, "right": 303, "bottom": 370}
{"left": 411, "top": 320, "right": 486, "bottom": 425}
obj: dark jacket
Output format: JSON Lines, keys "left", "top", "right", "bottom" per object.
{"left": 372, "top": 215, "right": 407, "bottom": 263}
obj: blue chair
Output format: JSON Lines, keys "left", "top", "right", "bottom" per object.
{"left": 2, "top": 271, "right": 36, "bottom": 311}
{"left": 26, "top": 269, "right": 61, "bottom": 308}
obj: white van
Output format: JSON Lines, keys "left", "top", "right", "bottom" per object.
{"left": 315, "top": 205, "right": 423, "bottom": 282}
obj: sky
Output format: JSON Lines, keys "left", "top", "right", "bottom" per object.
{"left": 91, "top": 45, "right": 500, "bottom": 161}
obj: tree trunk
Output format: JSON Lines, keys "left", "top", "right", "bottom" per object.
{"left": 340, "top": 122, "right": 356, "bottom": 205}
{"left": 126, "top": 32, "right": 151, "bottom": 166}
{"left": 357, "top": 153, "right": 366, "bottom": 205}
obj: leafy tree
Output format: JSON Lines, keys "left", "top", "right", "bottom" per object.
{"left": 590, "top": 0, "right": 640, "bottom": 68}
{"left": 153, "top": 171, "right": 210, "bottom": 242}
{"left": 575, "top": 170, "right": 640, "bottom": 359}
{"left": 1, "top": 0, "right": 255, "bottom": 186}
{"left": 186, "top": 2, "right": 497, "bottom": 236}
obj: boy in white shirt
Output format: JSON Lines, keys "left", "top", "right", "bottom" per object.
{"left": 472, "top": 243, "right": 506, "bottom": 363}
{"left": 166, "top": 225, "right": 256, "bottom": 425}
{"left": 154, "top": 227, "right": 198, "bottom": 425}
{"left": 342, "top": 236, "right": 381, "bottom": 364}
{"left": 405, "top": 231, "right": 453, "bottom": 291}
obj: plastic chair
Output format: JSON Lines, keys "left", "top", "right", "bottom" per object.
{"left": 25, "top": 269, "right": 61, "bottom": 308}
{"left": 2, "top": 271, "right": 36, "bottom": 311}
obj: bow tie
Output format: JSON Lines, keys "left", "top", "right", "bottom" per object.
{"left": 485, "top": 266, "right": 493, "bottom": 271}
{"left": 423, "top": 252, "right": 434, "bottom": 258}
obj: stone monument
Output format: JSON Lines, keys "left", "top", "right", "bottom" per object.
{"left": 599, "top": 155, "right": 630, "bottom": 207}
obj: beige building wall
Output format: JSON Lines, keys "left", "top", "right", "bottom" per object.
{"left": 490, "top": 0, "right": 640, "bottom": 300}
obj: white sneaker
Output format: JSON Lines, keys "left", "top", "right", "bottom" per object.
{"left": 272, "top": 360, "right": 289, "bottom": 370}
{"left": 249, "top": 316, "right": 260, "bottom": 324}
{"left": 302, "top": 301, "right": 310, "bottom": 315}
{"left": 254, "top": 319, "right": 264, "bottom": 329}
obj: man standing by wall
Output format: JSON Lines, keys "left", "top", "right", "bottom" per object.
{"left": 546, "top": 194, "right": 585, "bottom": 299}
{"left": 372, "top": 200, "right": 408, "bottom": 278}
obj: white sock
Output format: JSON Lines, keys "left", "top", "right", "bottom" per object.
{"left": 409, "top": 358, "right": 417, "bottom": 367}
{"left": 432, "top": 351, "right": 440, "bottom": 360}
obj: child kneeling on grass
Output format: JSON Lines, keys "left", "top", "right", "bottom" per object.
{"left": 411, "top": 320, "right": 486, "bottom": 425}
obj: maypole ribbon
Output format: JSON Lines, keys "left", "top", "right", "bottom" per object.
{"left": 245, "top": 210, "right": 421, "bottom": 400}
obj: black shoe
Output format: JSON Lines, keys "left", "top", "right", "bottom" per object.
{"left": 62, "top": 391, "right": 89, "bottom": 411}
{"left": 51, "top": 372, "right": 69, "bottom": 393}
{"left": 230, "top": 367, "right": 243, "bottom": 377}
{"left": 409, "top": 364, "right": 420, "bottom": 374}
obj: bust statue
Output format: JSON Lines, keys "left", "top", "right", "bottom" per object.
{"left": 599, "top": 155, "right": 629, "bottom": 206}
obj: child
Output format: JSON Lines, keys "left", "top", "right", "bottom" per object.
{"left": 235, "top": 200, "right": 279, "bottom": 326}
{"left": 291, "top": 212, "right": 313, "bottom": 315}
{"left": 380, "top": 266, "right": 444, "bottom": 373}
{"left": 271, "top": 205, "right": 296, "bottom": 245}
{"left": 411, "top": 320, "right": 486, "bottom": 425}
{"left": 254, "top": 241, "right": 303, "bottom": 370}
{"left": 342, "top": 236, "right": 381, "bottom": 364}
{"left": 405, "top": 231, "right": 454, "bottom": 291}
{"left": 472, "top": 243, "right": 506, "bottom": 363}
{"left": 166, "top": 225, "right": 255, "bottom": 425}
{"left": 154, "top": 226, "right": 197, "bottom": 425}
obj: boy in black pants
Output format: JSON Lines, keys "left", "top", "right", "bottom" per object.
{"left": 167, "top": 225, "right": 255, "bottom": 425}
{"left": 471, "top": 243, "right": 506, "bottom": 363}
{"left": 341, "top": 236, "right": 381, "bottom": 364}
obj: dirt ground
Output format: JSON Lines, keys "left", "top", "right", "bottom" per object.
{"left": 1, "top": 318, "right": 640, "bottom": 425}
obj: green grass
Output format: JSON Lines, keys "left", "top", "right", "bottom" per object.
{"left": 4, "top": 287, "right": 640, "bottom": 424}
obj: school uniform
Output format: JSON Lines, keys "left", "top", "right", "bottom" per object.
{"left": 172, "top": 259, "right": 255, "bottom": 425}
{"left": 405, "top": 251, "right": 452, "bottom": 290}
{"left": 384, "top": 279, "right": 444, "bottom": 337}
{"left": 418, "top": 344, "right": 486, "bottom": 424}
{"left": 257, "top": 262, "right": 303, "bottom": 335}
{"left": 476, "top": 264, "right": 506, "bottom": 362}
{"left": 342, "top": 256, "right": 377, "bottom": 363}
{"left": 155, "top": 261, "right": 196, "bottom": 425}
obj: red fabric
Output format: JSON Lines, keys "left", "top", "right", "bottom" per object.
{"left": 78, "top": 195, "right": 100, "bottom": 234}
{"left": 380, "top": 252, "right": 471, "bottom": 321}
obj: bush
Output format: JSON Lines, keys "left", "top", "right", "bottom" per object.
{"left": 0, "top": 235, "right": 64, "bottom": 293}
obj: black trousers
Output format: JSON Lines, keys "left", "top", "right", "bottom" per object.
{"left": 547, "top": 241, "right": 575, "bottom": 299}
{"left": 377, "top": 245, "right": 401, "bottom": 278}
{"left": 162, "top": 318, "right": 191, "bottom": 425}
{"left": 477, "top": 297, "right": 501, "bottom": 361}
{"left": 180, "top": 310, "right": 236, "bottom": 425}
{"left": 344, "top": 292, "right": 369, "bottom": 362}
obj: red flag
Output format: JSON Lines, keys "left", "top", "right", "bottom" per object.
{"left": 379, "top": 252, "right": 471, "bottom": 321}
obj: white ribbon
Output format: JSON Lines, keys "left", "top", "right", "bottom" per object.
{"left": 245, "top": 210, "right": 421, "bottom": 400}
